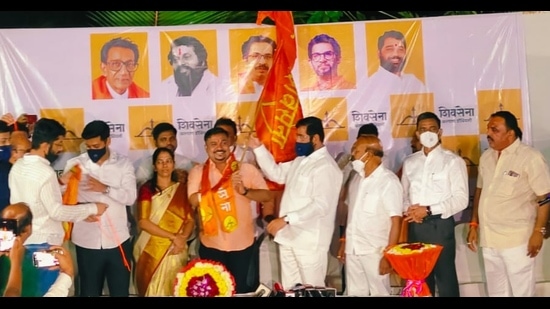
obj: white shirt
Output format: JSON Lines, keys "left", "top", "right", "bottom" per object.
{"left": 64, "top": 150, "right": 137, "bottom": 249}
{"left": 135, "top": 152, "right": 195, "bottom": 187}
{"left": 8, "top": 154, "right": 97, "bottom": 246}
{"left": 253, "top": 145, "right": 343, "bottom": 251}
{"left": 366, "top": 66, "right": 427, "bottom": 95}
{"left": 161, "top": 69, "right": 217, "bottom": 98}
{"left": 106, "top": 81, "right": 129, "bottom": 99}
{"left": 345, "top": 165, "right": 403, "bottom": 255}
{"left": 43, "top": 272, "right": 72, "bottom": 297}
{"left": 401, "top": 145, "right": 469, "bottom": 218}
{"left": 477, "top": 138, "right": 550, "bottom": 249}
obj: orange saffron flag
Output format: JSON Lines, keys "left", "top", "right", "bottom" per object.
{"left": 61, "top": 164, "right": 82, "bottom": 241}
{"left": 255, "top": 11, "right": 304, "bottom": 190}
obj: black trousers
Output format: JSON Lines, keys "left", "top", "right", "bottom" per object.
{"left": 199, "top": 241, "right": 255, "bottom": 294}
{"left": 75, "top": 239, "right": 132, "bottom": 297}
{"left": 408, "top": 215, "right": 460, "bottom": 297}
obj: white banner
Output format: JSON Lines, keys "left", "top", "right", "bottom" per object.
{"left": 0, "top": 13, "right": 529, "bottom": 210}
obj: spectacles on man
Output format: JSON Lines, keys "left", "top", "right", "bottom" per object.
{"left": 105, "top": 60, "right": 138, "bottom": 72}
{"left": 311, "top": 51, "right": 335, "bottom": 62}
{"left": 246, "top": 53, "right": 273, "bottom": 62}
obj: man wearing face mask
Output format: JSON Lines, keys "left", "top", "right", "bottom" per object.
{"left": 336, "top": 135, "right": 403, "bottom": 296}
{"left": 400, "top": 112, "right": 468, "bottom": 297}
{"left": 249, "top": 116, "right": 343, "bottom": 290}
{"left": 61, "top": 120, "right": 137, "bottom": 297}
{"left": 8, "top": 118, "right": 108, "bottom": 294}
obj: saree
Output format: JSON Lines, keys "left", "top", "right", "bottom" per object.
{"left": 133, "top": 181, "right": 192, "bottom": 296}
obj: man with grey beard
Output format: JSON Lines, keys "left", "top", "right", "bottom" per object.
{"left": 162, "top": 35, "right": 216, "bottom": 97}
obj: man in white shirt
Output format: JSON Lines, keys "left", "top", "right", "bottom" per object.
{"left": 249, "top": 116, "right": 342, "bottom": 290}
{"left": 467, "top": 111, "right": 550, "bottom": 296}
{"left": 135, "top": 122, "right": 196, "bottom": 187}
{"left": 337, "top": 135, "right": 403, "bottom": 296}
{"left": 63, "top": 120, "right": 137, "bottom": 297}
{"left": 366, "top": 30, "right": 427, "bottom": 95}
{"left": 1, "top": 202, "right": 74, "bottom": 297}
{"left": 8, "top": 118, "right": 107, "bottom": 295}
{"left": 401, "top": 112, "right": 468, "bottom": 297}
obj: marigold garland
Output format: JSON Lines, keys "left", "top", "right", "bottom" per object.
{"left": 173, "top": 258, "right": 236, "bottom": 297}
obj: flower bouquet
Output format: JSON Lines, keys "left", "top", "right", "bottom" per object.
{"left": 384, "top": 242, "right": 443, "bottom": 297}
{"left": 173, "top": 258, "right": 236, "bottom": 297}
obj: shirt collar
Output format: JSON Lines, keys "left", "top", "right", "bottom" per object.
{"left": 497, "top": 138, "right": 521, "bottom": 156}
{"left": 106, "top": 81, "right": 129, "bottom": 99}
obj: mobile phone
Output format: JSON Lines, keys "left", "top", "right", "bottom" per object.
{"left": 26, "top": 114, "right": 38, "bottom": 125}
{"left": 0, "top": 219, "right": 18, "bottom": 251}
{"left": 32, "top": 251, "right": 60, "bottom": 268}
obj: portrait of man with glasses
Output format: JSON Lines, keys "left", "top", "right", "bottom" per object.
{"left": 302, "top": 33, "right": 355, "bottom": 91}
{"left": 236, "top": 35, "right": 277, "bottom": 95}
{"left": 91, "top": 37, "right": 150, "bottom": 100}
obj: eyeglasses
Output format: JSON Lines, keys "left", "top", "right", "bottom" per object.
{"left": 105, "top": 60, "right": 138, "bottom": 72}
{"left": 246, "top": 53, "right": 273, "bottom": 62}
{"left": 311, "top": 51, "right": 335, "bottom": 62}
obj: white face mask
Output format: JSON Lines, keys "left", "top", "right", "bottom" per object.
{"left": 351, "top": 152, "right": 367, "bottom": 177}
{"left": 419, "top": 131, "right": 439, "bottom": 149}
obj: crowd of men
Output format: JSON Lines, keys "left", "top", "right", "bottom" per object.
{"left": 0, "top": 107, "right": 548, "bottom": 298}
{"left": 0, "top": 26, "right": 547, "bottom": 299}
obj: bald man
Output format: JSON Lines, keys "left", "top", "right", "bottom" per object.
{"left": 0, "top": 203, "right": 74, "bottom": 297}
{"left": 336, "top": 135, "right": 403, "bottom": 296}
{"left": 0, "top": 129, "right": 31, "bottom": 212}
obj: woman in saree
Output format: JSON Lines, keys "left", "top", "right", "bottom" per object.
{"left": 133, "top": 147, "right": 195, "bottom": 296}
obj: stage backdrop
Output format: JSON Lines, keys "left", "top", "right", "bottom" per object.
{"left": 0, "top": 12, "right": 529, "bottom": 217}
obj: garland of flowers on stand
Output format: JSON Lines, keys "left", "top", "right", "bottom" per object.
{"left": 173, "top": 258, "right": 236, "bottom": 297}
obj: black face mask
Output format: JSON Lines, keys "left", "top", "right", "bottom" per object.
{"left": 87, "top": 147, "right": 107, "bottom": 163}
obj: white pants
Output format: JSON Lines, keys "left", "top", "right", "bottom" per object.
{"left": 259, "top": 236, "right": 281, "bottom": 287}
{"left": 279, "top": 245, "right": 327, "bottom": 290}
{"left": 345, "top": 252, "right": 391, "bottom": 296}
{"left": 482, "top": 243, "right": 536, "bottom": 297}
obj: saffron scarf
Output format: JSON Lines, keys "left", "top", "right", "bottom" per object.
{"left": 199, "top": 154, "right": 240, "bottom": 236}
{"left": 61, "top": 164, "right": 81, "bottom": 241}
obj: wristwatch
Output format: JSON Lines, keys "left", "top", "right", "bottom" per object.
{"left": 426, "top": 206, "right": 432, "bottom": 216}
{"left": 103, "top": 186, "right": 111, "bottom": 194}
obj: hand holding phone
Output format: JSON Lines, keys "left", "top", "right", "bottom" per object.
{"left": 0, "top": 219, "right": 18, "bottom": 252}
{"left": 32, "top": 250, "right": 60, "bottom": 268}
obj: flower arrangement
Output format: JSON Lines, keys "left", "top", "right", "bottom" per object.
{"left": 173, "top": 258, "right": 236, "bottom": 297}
{"left": 384, "top": 242, "right": 443, "bottom": 297}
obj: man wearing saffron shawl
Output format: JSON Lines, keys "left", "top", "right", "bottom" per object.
{"left": 187, "top": 127, "right": 273, "bottom": 293}
{"left": 133, "top": 147, "right": 195, "bottom": 296}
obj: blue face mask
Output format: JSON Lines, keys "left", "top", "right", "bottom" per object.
{"left": 295, "top": 142, "right": 314, "bottom": 157}
{"left": 0, "top": 145, "right": 11, "bottom": 162}
{"left": 87, "top": 147, "right": 107, "bottom": 163}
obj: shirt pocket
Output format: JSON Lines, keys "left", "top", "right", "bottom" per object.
{"left": 360, "top": 192, "right": 380, "bottom": 215}
{"left": 495, "top": 174, "right": 519, "bottom": 197}
{"left": 293, "top": 174, "right": 312, "bottom": 196}
{"left": 431, "top": 172, "right": 448, "bottom": 194}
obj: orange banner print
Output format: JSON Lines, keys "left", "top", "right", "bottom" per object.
{"left": 255, "top": 11, "right": 304, "bottom": 165}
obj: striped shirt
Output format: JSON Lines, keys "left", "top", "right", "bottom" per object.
{"left": 9, "top": 154, "right": 97, "bottom": 246}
